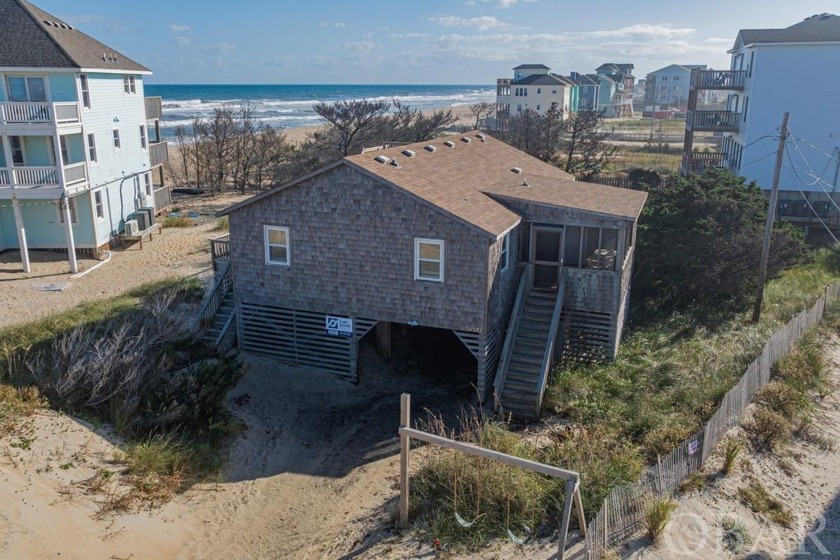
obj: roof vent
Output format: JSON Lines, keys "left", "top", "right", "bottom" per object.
{"left": 522, "top": 179, "right": 530, "bottom": 187}
{"left": 443, "top": 140, "right": 455, "bottom": 148}
{"left": 374, "top": 155, "right": 391, "bottom": 164}
{"left": 461, "top": 137, "right": 471, "bottom": 144}
{"left": 476, "top": 133, "right": 486, "bottom": 142}
{"left": 389, "top": 158, "right": 400, "bottom": 168}
{"left": 401, "top": 149, "right": 416, "bottom": 158}
{"left": 511, "top": 167, "right": 522, "bottom": 174}
{"left": 424, "top": 145, "right": 437, "bottom": 152}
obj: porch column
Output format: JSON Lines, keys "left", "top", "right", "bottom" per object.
{"left": 12, "top": 196, "right": 31, "bottom": 273}
{"left": 376, "top": 321, "right": 392, "bottom": 360}
{"left": 61, "top": 197, "right": 78, "bottom": 273}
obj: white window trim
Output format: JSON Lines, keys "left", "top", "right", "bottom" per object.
{"left": 140, "top": 124, "right": 147, "bottom": 150}
{"left": 500, "top": 233, "right": 509, "bottom": 272}
{"left": 112, "top": 128, "right": 121, "bottom": 150}
{"left": 414, "top": 238, "right": 444, "bottom": 283}
{"left": 79, "top": 74, "right": 91, "bottom": 108}
{"left": 264, "top": 225, "right": 290, "bottom": 266}
{"left": 92, "top": 189, "right": 105, "bottom": 221}
{"left": 87, "top": 132, "right": 97, "bottom": 162}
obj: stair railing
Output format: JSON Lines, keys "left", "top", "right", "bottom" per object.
{"left": 535, "top": 269, "right": 566, "bottom": 417}
{"left": 194, "top": 260, "right": 233, "bottom": 335}
{"left": 215, "top": 309, "right": 237, "bottom": 354}
{"left": 493, "top": 263, "right": 533, "bottom": 410}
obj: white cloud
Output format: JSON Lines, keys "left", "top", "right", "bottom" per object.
{"left": 212, "top": 42, "right": 236, "bottom": 55}
{"left": 466, "top": 0, "right": 526, "bottom": 7}
{"left": 168, "top": 24, "right": 191, "bottom": 34}
{"left": 344, "top": 41, "right": 377, "bottom": 54}
{"left": 175, "top": 36, "right": 191, "bottom": 47}
{"left": 578, "top": 23, "right": 696, "bottom": 40}
{"left": 389, "top": 32, "right": 430, "bottom": 39}
{"left": 320, "top": 21, "right": 347, "bottom": 28}
{"left": 432, "top": 16, "right": 509, "bottom": 30}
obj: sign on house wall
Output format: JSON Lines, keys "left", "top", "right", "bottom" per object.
{"left": 326, "top": 316, "right": 353, "bottom": 337}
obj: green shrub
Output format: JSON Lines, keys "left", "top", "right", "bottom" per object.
{"left": 645, "top": 498, "right": 678, "bottom": 543}
{"left": 746, "top": 406, "right": 792, "bottom": 449}
{"left": 755, "top": 381, "right": 811, "bottom": 420}
{"left": 721, "top": 516, "right": 751, "bottom": 553}
{"left": 163, "top": 216, "right": 194, "bottom": 228}
{"left": 721, "top": 437, "right": 743, "bottom": 475}
{"left": 213, "top": 217, "right": 229, "bottom": 231}
{"left": 738, "top": 480, "right": 793, "bottom": 527}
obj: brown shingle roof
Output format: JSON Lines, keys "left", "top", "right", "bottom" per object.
{"left": 220, "top": 132, "right": 647, "bottom": 238}
{"left": 346, "top": 132, "right": 647, "bottom": 236}
{"left": 0, "top": 0, "right": 150, "bottom": 72}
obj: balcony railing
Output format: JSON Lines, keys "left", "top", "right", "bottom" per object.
{"left": 682, "top": 152, "right": 729, "bottom": 175}
{"left": 149, "top": 141, "right": 169, "bottom": 167}
{"left": 0, "top": 163, "right": 88, "bottom": 188}
{"left": 0, "top": 102, "right": 81, "bottom": 125}
{"left": 145, "top": 96, "right": 163, "bottom": 120}
{"left": 686, "top": 110, "right": 741, "bottom": 132}
{"left": 63, "top": 162, "right": 87, "bottom": 185}
{"left": 690, "top": 70, "right": 746, "bottom": 90}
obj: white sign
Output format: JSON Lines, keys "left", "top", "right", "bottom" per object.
{"left": 326, "top": 316, "right": 353, "bottom": 337}
{"left": 688, "top": 440, "right": 699, "bottom": 455}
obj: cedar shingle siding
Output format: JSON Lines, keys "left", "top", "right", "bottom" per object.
{"left": 230, "top": 165, "right": 490, "bottom": 333}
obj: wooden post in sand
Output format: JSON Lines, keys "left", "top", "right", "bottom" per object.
{"left": 399, "top": 393, "right": 410, "bottom": 525}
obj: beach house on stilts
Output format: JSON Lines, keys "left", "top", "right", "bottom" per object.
{"left": 0, "top": 0, "right": 169, "bottom": 273}
{"left": 214, "top": 132, "right": 646, "bottom": 418}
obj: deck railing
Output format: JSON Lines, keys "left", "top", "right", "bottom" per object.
{"left": 0, "top": 102, "right": 80, "bottom": 125}
{"left": 493, "top": 263, "right": 532, "bottom": 410}
{"left": 536, "top": 271, "right": 566, "bottom": 416}
{"left": 215, "top": 309, "right": 238, "bottom": 354}
{"left": 0, "top": 169, "right": 9, "bottom": 186}
{"left": 686, "top": 110, "right": 740, "bottom": 132}
{"left": 682, "top": 151, "right": 728, "bottom": 175}
{"left": 153, "top": 185, "right": 171, "bottom": 213}
{"left": 149, "top": 141, "right": 169, "bottom": 167}
{"left": 690, "top": 70, "right": 746, "bottom": 90}
{"left": 145, "top": 96, "right": 163, "bottom": 120}
{"left": 13, "top": 166, "right": 59, "bottom": 186}
{"left": 210, "top": 234, "right": 231, "bottom": 272}
{"left": 63, "top": 162, "right": 87, "bottom": 185}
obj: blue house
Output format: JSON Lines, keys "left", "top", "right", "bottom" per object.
{"left": 0, "top": 0, "right": 168, "bottom": 273}
{"left": 568, "top": 72, "right": 599, "bottom": 110}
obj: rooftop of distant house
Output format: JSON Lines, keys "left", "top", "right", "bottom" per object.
{"left": 735, "top": 13, "right": 840, "bottom": 50}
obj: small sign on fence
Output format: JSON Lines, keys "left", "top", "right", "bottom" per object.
{"left": 688, "top": 439, "right": 699, "bottom": 455}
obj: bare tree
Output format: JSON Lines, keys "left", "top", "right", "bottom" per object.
{"left": 469, "top": 101, "right": 494, "bottom": 129}
{"left": 311, "top": 99, "right": 390, "bottom": 157}
{"left": 559, "top": 108, "right": 617, "bottom": 180}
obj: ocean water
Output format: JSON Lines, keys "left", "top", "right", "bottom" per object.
{"left": 144, "top": 84, "right": 495, "bottom": 139}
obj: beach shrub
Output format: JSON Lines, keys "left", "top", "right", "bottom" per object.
{"left": 721, "top": 437, "right": 743, "bottom": 476}
{"left": 163, "top": 216, "right": 195, "bottom": 228}
{"left": 746, "top": 406, "right": 792, "bottom": 449}
{"left": 645, "top": 498, "right": 678, "bottom": 543}
{"left": 721, "top": 516, "right": 751, "bottom": 553}
{"left": 738, "top": 480, "right": 793, "bottom": 527}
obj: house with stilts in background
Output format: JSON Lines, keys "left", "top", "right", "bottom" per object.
{"left": 0, "top": 0, "right": 169, "bottom": 273}
{"left": 212, "top": 132, "right": 646, "bottom": 417}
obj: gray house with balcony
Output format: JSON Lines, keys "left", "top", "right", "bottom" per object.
{"left": 216, "top": 133, "right": 647, "bottom": 417}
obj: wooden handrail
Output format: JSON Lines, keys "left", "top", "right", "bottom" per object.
{"left": 493, "top": 263, "right": 533, "bottom": 410}
{"left": 536, "top": 270, "right": 566, "bottom": 416}
{"left": 195, "top": 260, "right": 232, "bottom": 334}
{"left": 215, "top": 308, "right": 237, "bottom": 353}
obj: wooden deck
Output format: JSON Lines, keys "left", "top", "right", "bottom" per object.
{"left": 120, "top": 223, "right": 162, "bottom": 250}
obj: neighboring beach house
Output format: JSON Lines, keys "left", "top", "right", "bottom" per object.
{"left": 215, "top": 132, "right": 647, "bottom": 417}
{"left": 595, "top": 63, "right": 635, "bottom": 117}
{"left": 495, "top": 64, "right": 573, "bottom": 123}
{"left": 0, "top": 0, "right": 169, "bottom": 273}
{"left": 681, "top": 13, "right": 840, "bottom": 233}
{"left": 568, "top": 72, "right": 599, "bottom": 111}
{"left": 644, "top": 64, "right": 708, "bottom": 108}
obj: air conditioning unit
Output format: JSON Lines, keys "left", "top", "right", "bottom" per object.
{"left": 128, "top": 211, "right": 148, "bottom": 231}
{"left": 125, "top": 219, "right": 139, "bottom": 236}
{"left": 140, "top": 206, "right": 156, "bottom": 226}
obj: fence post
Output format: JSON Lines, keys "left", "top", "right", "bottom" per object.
{"left": 558, "top": 478, "right": 577, "bottom": 560}
{"left": 656, "top": 454, "right": 664, "bottom": 496}
{"left": 399, "top": 393, "right": 411, "bottom": 526}
{"left": 574, "top": 484, "right": 587, "bottom": 536}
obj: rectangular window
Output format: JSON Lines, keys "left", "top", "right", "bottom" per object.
{"left": 748, "top": 51, "right": 754, "bottom": 77}
{"left": 536, "top": 105, "right": 541, "bottom": 111}
{"left": 93, "top": 190, "right": 104, "bottom": 219}
{"left": 80, "top": 74, "right": 91, "bottom": 108}
{"left": 58, "top": 198, "right": 78, "bottom": 224}
{"left": 10, "top": 136, "right": 25, "bottom": 166}
{"left": 87, "top": 133, "right": 97, "bottom": 162}
{"left": 59, "top": 136, "right": 69, "bottom": 164}
{"left": 144, "top": 173, "right": 152, "bottom": 196}
{"left": 264, "top": 225, "right": 290, "bottom": 266}
{"left": 537, "top": 88, "right": 541, "bottom": 94}
{"left": 113, "top": 129, "right": 121, "bottom": 149}
{"left": 743, "top": 97, "right": 749, "bottom": 122}
{"left": 140, "top": 125, "right": 147, "bottom": 149}
{"left": 500, "top": 233, "right": 510, "bottom": 272}
{"left": 415, "top": 238, "right": 444, "bottom": 282}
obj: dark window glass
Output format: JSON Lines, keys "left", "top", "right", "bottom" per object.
{"left": 563, "top": 226, "right": 581, "bottom": 267}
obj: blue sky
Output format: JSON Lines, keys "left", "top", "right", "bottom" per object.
{"left": 38, "top": 0, "right": 840, "bottom": 85}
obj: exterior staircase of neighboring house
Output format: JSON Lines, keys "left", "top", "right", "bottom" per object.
{"left": 195, "top": 259, "right": 237, "bottom": 353}
{"left": 494, "top": 267, "right": 565, "bottom": 419}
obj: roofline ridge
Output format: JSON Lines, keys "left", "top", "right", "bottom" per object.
{"left": 14, "top": 0, "right": 77, "bottom": 68}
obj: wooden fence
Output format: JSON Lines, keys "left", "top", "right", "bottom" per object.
{"left": 584, "top": 282, "right": 840, "bottom": 558}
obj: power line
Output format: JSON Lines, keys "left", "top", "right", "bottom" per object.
{"left": 788, "top": 133, "right": 835, "bottom": 184}
{"left": 741, "top": 149, "right": 778, "bottom": 169}
{"left": 784, "top": 146, "right": 840, "bottom": 215}
{"left": 790, "top": 132, "right": 840, "bottom": 164}
{"left": 798, "top": 189, "right": 840, "bottom": 244}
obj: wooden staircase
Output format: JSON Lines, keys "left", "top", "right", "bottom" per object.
{"left": 201, "top": 291, "right": 235, "bottom": 345}
{"left": 498, "top": 291, "right": 556, "bottom": 417}
{"left": 494, "top": 265, "right": 565, "bottom": 419}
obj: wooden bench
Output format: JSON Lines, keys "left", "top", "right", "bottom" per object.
{"left": 120, "top": 222, "right": 163, "bottom": 250}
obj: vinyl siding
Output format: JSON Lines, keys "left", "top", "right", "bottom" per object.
{"left": 729, "top": 43, "right": 840, "bottom": 193}
{"left": 48, "top": 73, "right": 78, "bottom": 102}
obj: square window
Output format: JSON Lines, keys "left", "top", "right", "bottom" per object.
{"left": 415, "top": 238, "right": 444, "bottom": 282}
{"left": 264, "top": 225, "right": 290, "bottom": 266}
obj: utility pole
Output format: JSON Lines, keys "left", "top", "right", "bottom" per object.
{"left": 752, "top": 112, "right": 790, "bottom": 323}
